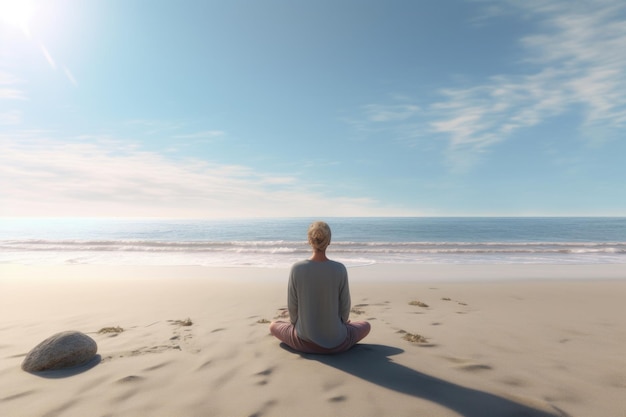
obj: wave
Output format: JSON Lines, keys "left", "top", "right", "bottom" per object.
{"left": 2, "top": 239, "right": 626, "bottom": 255}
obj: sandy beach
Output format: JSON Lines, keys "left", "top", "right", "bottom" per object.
{"left": 1, "top": 264, "right": 625, "bottom": 417}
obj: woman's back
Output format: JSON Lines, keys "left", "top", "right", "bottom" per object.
{"left": 289, "top": 260, "right": 350, "bottom": 348}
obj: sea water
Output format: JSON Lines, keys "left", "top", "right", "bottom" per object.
{"left": 1, "top": 217, "right": 625, "bottom": 267}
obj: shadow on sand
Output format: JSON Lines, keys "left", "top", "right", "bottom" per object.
{"left": 283, "top": 344, "right": 569, "bottom": 417}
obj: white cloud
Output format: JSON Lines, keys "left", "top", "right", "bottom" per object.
{"left": 434, "top": 0, "right": 626, "bottom": 149}
{"left": 0, "top": 71, "right": 21, "bottom": 85}
{"left": 0, "top": 134, "right": 413, "bottom": 217}
{"left": 430, "top": 67, "right": 569, "bottom": 152}
{"left": 0, "top": 88, "right": 27, "bottom": 100}
{"left": 351, "top": 1, "right": 626, "bottom": 170}
{"left": 0, "top": 70, "right": 26, "bottom": 100}
{"left": 517, "top": 1, "right": 626, "bottom": 124}
{"left": 0, "top": 110, "right": 22, "bottom": 125}
{"left": 342, "top": 101, "right": 426, "bottom": 147}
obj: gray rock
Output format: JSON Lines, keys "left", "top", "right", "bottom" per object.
{"left": 22, "top": 331, "right": 98, "bottom": 372}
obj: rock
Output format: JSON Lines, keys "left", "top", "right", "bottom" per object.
{"left": 22, "top": 331, "right": 98, "bottom": 372}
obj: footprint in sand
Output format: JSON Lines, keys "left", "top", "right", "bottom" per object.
{"left": 274, "top": 308, "right": 289, "bottom": 319}
{"left": 442, "top": 356, "right": 493, "bottom": 372}
{"left": 409, "top": 300, "right": 429, "bottom": 308}
{"left": 396, "top": 329, "right": 438, "bottom": 347}
{"left": 442, "top": 297, "right": 469, "bottom": 306}
{"left": 116, "top": 375, "right": 145, "bottom": 384}
{"left": 397, "top": 329, "right": 431, "bottom": 345}
{"left": 168, "top": 318, "right": 199, "bottom": 352}
{"left": 142, "top": 361, "right": 172, "bottom": 372}
{"left": 328, "top": 395, "right": 347, "bottom": 402}
{"left": 499, "top": 376, "right": 529, "bottom": 387}
{"left": 253, "top": 367, "right": 274, "bottom": 386}
{"left": 129, "top": 345, "right": 178, "bottom": 357}
{"left": 101, "top": 318, "right": 199, "bottom": 362}
{"left": 196, "top": 359, "right": 213, "bottom": 371}
{"left": 349, "top": 302, "right": 370, "bottom": 317}
{"left": 350, "top": 306, "right": 366, "bottom": 315}
{"left": 248, "top": 399, "right": 278, "bottom": 417}
{"left": 458, "top": 363, "right": 493, "bottom": 372}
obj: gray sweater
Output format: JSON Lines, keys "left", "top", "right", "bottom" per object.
{"left": 288, "top": 259, "right": 351, "bottom": 348}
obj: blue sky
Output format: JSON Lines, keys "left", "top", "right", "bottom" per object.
{"left": 1, "top": 0, "right": 625, "bottom": 217}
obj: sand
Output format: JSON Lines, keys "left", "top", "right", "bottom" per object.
{"left": 1, "top": 264, "right": 625, "bottom": 417}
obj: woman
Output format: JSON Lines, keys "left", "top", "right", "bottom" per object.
{"left": 269, "top": 221, "right": 370, "bottom": 354}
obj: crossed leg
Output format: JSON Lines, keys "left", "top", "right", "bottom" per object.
{"left": 269, "top": 320, "right": 370, "bottom": 354}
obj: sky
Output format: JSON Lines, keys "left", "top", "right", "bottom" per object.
{"left": 1, "top": 0, "right": 626, "bottom": 218}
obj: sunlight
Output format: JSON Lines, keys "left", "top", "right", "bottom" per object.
{"left": 0, "top": 0, "right": 34, "bottom": 35}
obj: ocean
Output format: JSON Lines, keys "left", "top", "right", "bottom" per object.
{"left": 1, "top": 217, "right": 625, "bottom": 267}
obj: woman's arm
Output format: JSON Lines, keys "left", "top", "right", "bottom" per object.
{"left": 339, "top": 268, "right": 351, "bottom": 323}
{"left": 287, "top": 270, "right": 298, "bottom": 325}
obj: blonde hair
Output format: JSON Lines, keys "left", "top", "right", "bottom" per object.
{"left": 307, "top": 221, "right": 332, "bottom": 251}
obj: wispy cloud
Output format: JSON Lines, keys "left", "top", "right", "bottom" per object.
{"left": 430, "top": 68, "right": 569, "bottom": 151}
{"left": 0, "top": 71, "right": 27, "bottom": 100}
{"left": 0, "top": 110, "right": 22, "bottom": 125}
{"left": 431, "top": 0, "right": 626, "bottom": 149}
{"left": 0, "top": 71, "right": 21, "bottom": 85}
{"left": 0, "top": 134, "right": 411, "bottom": 217}
{"left": 342, "top": 100, "right": 426, "bottom": 147}
{"left": 350, "top": 0, "right": 626, "bottom": 169}
{"left": 0, "top": 88, "right": 27, "bottom": 100}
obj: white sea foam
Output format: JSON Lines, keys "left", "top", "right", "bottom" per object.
{"left": 2, "top": 239, "right": 625, "bottom": 267}
{"left": 2, "top": 217, "right": 625, "bottom": 266}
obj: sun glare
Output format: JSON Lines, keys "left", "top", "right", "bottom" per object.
{"left": 0, "top": 0, "right": 34, "bottom": 35}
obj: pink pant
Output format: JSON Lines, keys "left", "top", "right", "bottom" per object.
{"left": 269, "top": 320, "right": 371, "bottom": 354}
